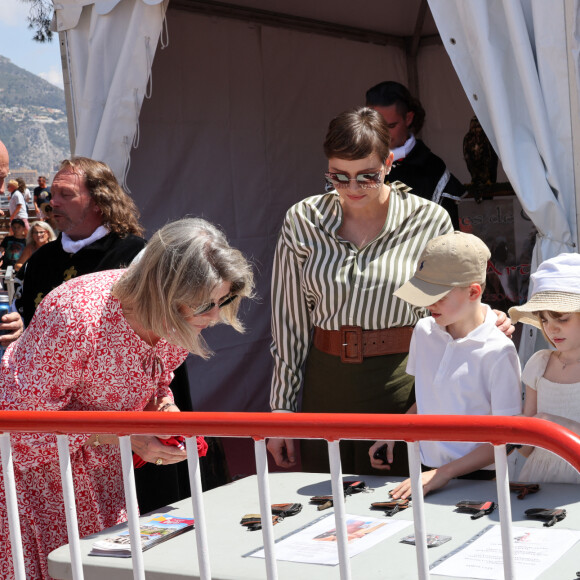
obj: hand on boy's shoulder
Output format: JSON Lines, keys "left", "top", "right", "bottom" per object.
{"left": 492, "top": 308, "right": 514, "bottom": 338}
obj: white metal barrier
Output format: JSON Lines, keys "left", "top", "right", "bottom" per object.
{"left": 1, "top": 410, "right": 580, "bottom": 580}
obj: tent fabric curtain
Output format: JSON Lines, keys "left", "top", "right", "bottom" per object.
{"left": 428, "top": 0, "right": 579, "bottom": 362}
{"left": 126, "top": 10, "right": 410, "bottom": 411}
{"left": 54, "top": 0, "right": 168, "bottom": 183}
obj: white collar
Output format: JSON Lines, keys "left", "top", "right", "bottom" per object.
{"left": 61, "top": 225, "right": 109, "bottom": 254}
{"left": 391, "top": 134, "right": 416, "bottom": 162}
{"left": 430, "top": 304, "right": 497, "bottom": 343}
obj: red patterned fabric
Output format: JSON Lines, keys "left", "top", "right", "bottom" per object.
{"left": 0, "top": 270, "right": 189, "bottom": 579}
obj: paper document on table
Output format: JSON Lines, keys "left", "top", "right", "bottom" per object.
{"left": 431, "top": 524, "right": 580, "bottom": 579}
{"left": 249, "top": 513, "right": 411, "bottom": 566}
{"left": 89, "top": 514, "right": 194, "bottom": 558}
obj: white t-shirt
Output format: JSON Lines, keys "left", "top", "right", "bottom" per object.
{"left": 407, "top": 305, "right": 522, "bottom": 469}
{"left": 9, "top": 191, "right": 28, "bottom": 219}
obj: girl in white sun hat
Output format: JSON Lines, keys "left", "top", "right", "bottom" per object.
{"left": 509, "top": 252, "right": 580, "bottom": 483}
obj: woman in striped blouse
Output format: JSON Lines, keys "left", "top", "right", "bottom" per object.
{"left": 267, "top": 107, "right": 509, "bottom": 476}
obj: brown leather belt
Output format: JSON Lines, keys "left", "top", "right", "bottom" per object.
{"left": 312, "top": 325, "right": 413, "bottom": 364}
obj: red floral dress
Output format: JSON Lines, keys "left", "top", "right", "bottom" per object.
{"left": 0, "top": 269, "right": 189, "bottom": 580}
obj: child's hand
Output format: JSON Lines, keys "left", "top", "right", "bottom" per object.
{"left": 369, "top": 440, "right": 394, "bottom": 470}
{"left": 389, "top": 468, "right": 452, "bottom": 500}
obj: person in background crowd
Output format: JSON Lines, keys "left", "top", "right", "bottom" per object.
{"left": 0, "top": 219, "right": 27, "bottom": 269}
{"left": 6, "top": 179, "right": 29, "bottom": 230}
{"left": 14, "top": 221, "right": 57, "bottom": 272}
{"left": 34, "top": 175, "right": 51, "bottom": 216}
{"left": 0, "top": 217, "right": 255, "bottom": 580}
{"left": 0, "top": 141, "right": 8, "bottom": 198}
{"left": 16, "top": 177, "right": 32, "bottom": 205}
{"left": 366, "top": 80, "right": 465, "bottom": 228}
{"left": 38, "top": 201, "right": 59, "bottom": 234}
{"left": 0, "top": 141, "right": 22, "bottom": 341}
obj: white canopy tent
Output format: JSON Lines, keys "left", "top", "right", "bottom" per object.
{"left": 53, "top": 0, "right": 579, "bottom": 411}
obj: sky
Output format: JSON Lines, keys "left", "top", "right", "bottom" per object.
{"left": 0, "top": 1, "right": 64, "bottom": 89}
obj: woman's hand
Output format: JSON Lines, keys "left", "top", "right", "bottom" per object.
{"left": 368, "top": 440, "right": 395, "bottom": 470}
{"left": 492, "top": 308, "right": 515, "bottom": 338}
{"left": 267, "top": 438, "right": 296, "bottom": 468}
{"left": 0, "top": 312, "right": 24, "bottom": 347}
{"left": 143, "top": 396, "right": 179, "bottom": 413}
{"left": 130, "top": 434, "right": 187, "bottom": 465}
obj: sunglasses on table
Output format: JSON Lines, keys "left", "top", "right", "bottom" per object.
{"left": 324, "top": 168, "right": 384, "bottom": 190}
{"left": 189, "top": 294, "right": 239, "bottom": 317}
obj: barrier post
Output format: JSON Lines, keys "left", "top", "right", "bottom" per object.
{"left": 56, "top": 435, "right": 84, "bottom": 580}
{"left": 119, "top": 435, "right": 145, "bottom": 580}
{"left": 255, "top": 438, "right": 278, "bottom": 580}
{"left": 186, "top": 435, "right": 211, "bottom": 580}
{"left": 328, "top": 440, "right": 352, "bottom": 580}
{"left": 0, "top": 433, "right": 25, "bottom": 579}
{"left": 494, "top": 444, "right": 515, "bottom": 580}
{"left": 408, "top": 441, "right": 430, "bottom": 580}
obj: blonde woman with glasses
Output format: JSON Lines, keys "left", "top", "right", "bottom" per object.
{"left": 14, "top": 221, "right": 57, "bottom": 271}
{"left": 0, "top": 217, "right": 254, "bottom": 580}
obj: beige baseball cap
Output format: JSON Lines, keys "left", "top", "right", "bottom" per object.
{"left": 394, "top": 231, "right": 490, "bottom": 307}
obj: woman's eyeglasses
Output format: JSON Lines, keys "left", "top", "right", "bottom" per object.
{"left": 324, "top": 168, "right": 384, "bottom": 190}
{"left": 189, "top": 294, "right": 239, "bottom": 317}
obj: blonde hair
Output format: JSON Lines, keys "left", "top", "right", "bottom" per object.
{"left": 112, "top": 218, "right": 254, "bottom": 357}
{"left": 26, "top": 221, "right": 57, "bottom": 245}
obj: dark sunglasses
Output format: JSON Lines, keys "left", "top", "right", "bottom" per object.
{"left": 191, "top": 294, "right": 239, "bottom": 316}
{"left": 324, "top": 169, "right": 384, "bottom": 190}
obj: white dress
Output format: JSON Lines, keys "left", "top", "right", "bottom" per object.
{"left": 518, "top": 349, "right": 580, "bottom": 484}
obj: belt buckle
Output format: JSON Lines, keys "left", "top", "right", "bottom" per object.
{"left": 340, "top": 325, "right": 363, "bottom": 364}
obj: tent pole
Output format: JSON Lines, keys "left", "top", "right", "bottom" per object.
{"left": 59, "top": 29, "right": 77, "bottom": 156}
{"left": 565, "top": 0, "right": 580, "bottom": 249}
{"left": 406, "top": 0, "right": 428, "bottom": 97}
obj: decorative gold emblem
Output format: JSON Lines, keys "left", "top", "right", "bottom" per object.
{"left": 63, "top": 266, "right": 78, "bottom": 281}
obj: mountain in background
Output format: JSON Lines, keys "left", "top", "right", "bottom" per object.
{"left": 0, "top": 55, "right": 70, "bottom": 176}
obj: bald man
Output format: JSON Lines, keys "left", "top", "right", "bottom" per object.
{"left": 0, "top": 141, "right": 23, "bottom": 346}
{"left": 0, "top": 140, "right": 8, "bottom": 196}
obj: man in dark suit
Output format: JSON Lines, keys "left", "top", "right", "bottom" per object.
{"left": 366, "top": 81, "right": 465, "bottom": 228}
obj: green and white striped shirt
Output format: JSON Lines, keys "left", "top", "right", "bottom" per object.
{"left": 270, "top": 182, "right": 453, "bottom": 412}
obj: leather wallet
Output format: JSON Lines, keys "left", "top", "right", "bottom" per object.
{"left": 455, "top": 500, "right": 496, "bottom": 519}
{"left": 525, "top": 508, "right": 566, "bottom": 527}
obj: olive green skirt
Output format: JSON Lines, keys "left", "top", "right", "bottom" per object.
{"left": 300, "top": 346, "right": 414, "bottom": 476}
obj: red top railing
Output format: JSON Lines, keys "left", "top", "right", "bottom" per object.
{"left": 1, "top": 411, "right": 580, "bottom": 472}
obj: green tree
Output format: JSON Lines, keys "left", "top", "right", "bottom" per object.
{"left": 21, "top": 0, "right": 54, "bottom": 43}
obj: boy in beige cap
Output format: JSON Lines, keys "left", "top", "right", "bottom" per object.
{"left": 369, "top": 231, "right": 521, "bottom": 498}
